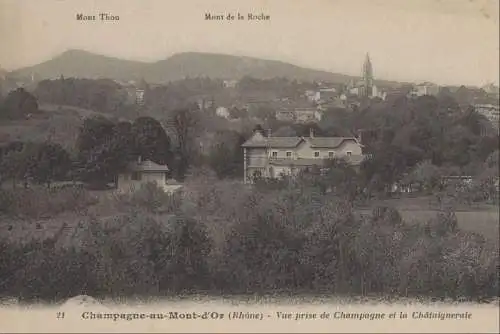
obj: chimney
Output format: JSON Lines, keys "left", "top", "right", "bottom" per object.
{"left": 356, "top": 130, "right": 363, "bottom": 143}
{"left": 309, "top": 128, "right": 314, "bottom": 138}
{"left": 267, "top": 129, "right": 272, "bottom": 138}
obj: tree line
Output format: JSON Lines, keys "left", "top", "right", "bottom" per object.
{"left": 0, "top": 90, "right": 245, "bottom": 187}
{"left": 0, "top": 83, "right": 498, "bottom": 198}
{"left": 264, "top": 93, "right": 499, "bottom": 197}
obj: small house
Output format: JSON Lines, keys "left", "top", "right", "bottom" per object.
{"left": 117, "top": 158, "right": 182, "bottom": 193}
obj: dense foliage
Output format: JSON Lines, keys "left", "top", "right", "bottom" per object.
{"left": 0, "top": 181, "right": 497, "bottom": 302}
{"left": 0, "top": 79, "right": 498, "bottom": 303}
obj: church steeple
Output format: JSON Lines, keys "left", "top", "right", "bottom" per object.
{"left": 362, "top": 52, "right": 374, "bottom": 96}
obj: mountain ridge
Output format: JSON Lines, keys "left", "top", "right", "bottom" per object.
{"left": 8, "top": 49, "right": 404, "bottom": 87}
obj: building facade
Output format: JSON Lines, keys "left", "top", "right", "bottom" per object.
{"left": 409, "top": 82, "right": 440, "bottom": 97}
{"left": 475, "top": 104, "right": 500, "bottom": 123}
{"left": 474, "top": 103, "right": 500, "bottom": 132}
{"left": 117, "top": 159, "right": 182, "bottom": 193}
{"left": 275, "top": 108, "right": 323, "bottom": 123}
{"left": 241, "top": 130, "right": 364, "bottom": 183}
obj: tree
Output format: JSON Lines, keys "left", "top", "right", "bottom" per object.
{"left": 485, "top": 150, "right": 499, "bottom": 169}
{"left": 320, "top": 158, "right": 360, "bottom": 199}
{"left": 0, "top": 141, "right": 70, "bottom": 188}
{"left": 76, "top": 116, "right": 116, "bottom": 154}
{"left": 75, "top": 116, "right": 129, "bottom": 185}
{"left": 0, "top": 143, "right": 32, "bottom": 188}
{"left": 273, "top": 126, "right": 297, "bottom": 137}
{"left": 131, "top": 116, "right": 172, "bottom": 165}
{"left": 208, "top": 130, "right": 245, "bottom": 179}
{"left": 360, "top": 144, "right": 422, "bottom": 194}
{"left": 166, "top": 107, "right": 201, "bottom": 180}
{"left": 404, "top": 160, "right": 442, "bottom": 193}
{"left": 34, "top": 78, "right": 127, "bottom": 114}
{"left": 27, "top": 142, "right": 71, "bottom": 187}
{"left": 1, "top": 88, "right": 38, "bottom": 119}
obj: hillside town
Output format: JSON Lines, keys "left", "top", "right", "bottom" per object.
{"left": 0, "top": 51, "right": 499, "bottom": 193}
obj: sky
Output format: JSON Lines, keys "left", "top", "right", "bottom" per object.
{"left": 0, "top": 0, "right": 498, "bottom": 86}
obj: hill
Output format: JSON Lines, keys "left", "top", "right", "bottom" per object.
{"left": 9, "top": 50, "right": 146, "bottom": 83}
{"left": 9, "top": 49, "right": 401, "bottom": 86}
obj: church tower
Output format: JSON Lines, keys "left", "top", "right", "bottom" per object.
{"left": 362, "top": 53, "right": 374, "bottom": 96}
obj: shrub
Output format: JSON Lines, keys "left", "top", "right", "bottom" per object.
{"left": 0, "top": 180, "right": 498, "bottom": 302}
{"left": 217, "top": 192, "right": 307, "bottom": 293}
{"left": 0, "top": 186, "right": 98, "bottom": 218}
{"left": 80, "top": 210, "right": 211, "bottom": 296}
{"left": 118, "top": 182, "right": 182, "bottom": 213}
{"left": 300, "top": 201, "right": 361, "bottom": 293}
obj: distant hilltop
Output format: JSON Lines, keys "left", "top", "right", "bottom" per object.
{"left": 7, "top": 49, "right": 402, "bottom": 87}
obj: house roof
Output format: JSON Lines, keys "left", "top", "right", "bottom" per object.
{"left": 241, "top": 134, "right": 361, "bottom": 149}
{"left": 126, "top": 160, "right": 170, "bottom": 172}
{"left": 241, "top": 136, "right": 302, "bottom": 148}
{"left": 307, "top": 137, "right": 358, "bottom": 148}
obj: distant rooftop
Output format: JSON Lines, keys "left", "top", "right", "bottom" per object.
{"left": 126, "top": 159, "right": 170, "bottom": 172}
{"left": 241, "top": 133, "right": 360, "bottom": 149}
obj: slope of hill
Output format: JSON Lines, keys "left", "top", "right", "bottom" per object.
{"left": 9, "top": 50, "right": 401, "bottom": 86}
{"left": 10, "top": 50, "right": 147, "bottom": 82}
{"left": 144, "top": 52, "right": 358, "bottom": 83}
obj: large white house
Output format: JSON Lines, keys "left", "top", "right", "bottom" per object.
{"left": 241, "top": 129, "right": 365, "bottom": 183}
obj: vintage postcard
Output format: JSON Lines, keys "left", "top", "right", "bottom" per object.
{"left": 0, "top": 0, "right": 499, "bottom": 333}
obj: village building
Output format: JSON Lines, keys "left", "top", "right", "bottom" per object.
{"left": 409, "top": 82, "right": 441, "bottom": 97}
{"left": 474, "top": 104, "right": 500, "bottom": 130}
{"left": 215, "top": 106, "right": 230, "bottom": 119}
{"left": 241, "top": 129, "right": 364, "bottom": 183}
{"left": 117, "top": 158, "right": 182, "bottom": 193}
{"left": 275, "top": 107, "right": 323, "bottom": 123}
{"left": 223, "top": 79, "right": 238, "bottom": 88}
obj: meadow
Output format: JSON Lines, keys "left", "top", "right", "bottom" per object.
{"left": 356, "top": 196, "right": 499, "bottom": 245}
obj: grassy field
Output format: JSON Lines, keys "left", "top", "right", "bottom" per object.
{"left": 357, "top": 196, "right": 499, "bottom": 244}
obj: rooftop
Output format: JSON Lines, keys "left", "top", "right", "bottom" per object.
{"left": 241, "top": 133, "right": 361, "bottom": 149}
{"left": 126, "top": 159, "right": 170, "bottom": 172}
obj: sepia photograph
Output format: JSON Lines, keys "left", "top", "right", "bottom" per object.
{"left": 0, "top": 0, "right": 499, "bottom": 333}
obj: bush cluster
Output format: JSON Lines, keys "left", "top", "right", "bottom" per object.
{"left": 0, "top": 182, "right": 497, "bottom": 303}
{"left": 0, "top": 186, "right": 98, "bottom": 218}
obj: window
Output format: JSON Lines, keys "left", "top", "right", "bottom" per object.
{"left": 346, "top": 151, "right": 352, "bottom": 157}
{"left": 328, "top": 151, "right": 335, "bottom": 159}
{"left": 286, "top": 151, "right": 292, "bottom": 158}
{"left": 314, "top": 151, "right": 320, "bottom": 158}
{"left": 131, "top": 171, "right": 141, "bottom": 181}
{"left": 271, "top": 151, "right": 278, "bottom": 158}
